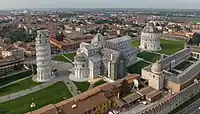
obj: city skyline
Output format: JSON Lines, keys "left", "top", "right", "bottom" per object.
{"left": 0, "top": 0, "right": 200, "bottom": 10}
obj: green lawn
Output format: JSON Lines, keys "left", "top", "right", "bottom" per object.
{"left": 127, "top": 61, "right": 150, "bottom": 74}
{"left": 64, "top": 53, "right": 76, "bottom": 60}
{"left": 158, "top": 39, "right": 185, "bottom": 55}
{"left": 0, "top": 82, "right": 72, "bottom": 114}
{"left": 73, "top": 81, "right": 90, "bottom": 93}
{"left": 52, "top": 54, "right": 70, "bottom": 62}
{"left": 52, "top": 53, "right": 76, "bottom": 63}
{"left": 169, "top": 92, "right": 200, "bottom": 114}
{"left": 131, "top": 40, "right": 140, "bottom": 47}
{"left": 0, "top": 70, "right": 32, "bottom": 86}
{"left": 131, "top": 39, "right": 185, "bottom": 55}
{"left": 191, "top": 18, "right": 200, "bottom": 23}
{"left": 93, "top": 80, "right": 107, "bottom": 88}
{"left": 137, "top": 51, "right": 161, "bottom": 62}
{"left": 0, "top": 77, "right": 39, "bottom": 96}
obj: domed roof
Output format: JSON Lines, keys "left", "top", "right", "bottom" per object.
{"left": 151, "top": 61, "right": 162, "bottom": 74}
{"left": 142, "top": 23, "right": 158, "bottom": 33}
{"left": 91, "top": 33, "right": 105, "bottom": 44}
{"left": 74, "top": 53, "right": 87, "bottom": 62}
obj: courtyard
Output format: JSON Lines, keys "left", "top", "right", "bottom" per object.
{"left": 0, "top": 82, "right": 72, "bottom": 114}
{"left": 127, "top": 61, "right": 150, "bottom": 74}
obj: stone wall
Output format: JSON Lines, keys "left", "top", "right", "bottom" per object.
{"left": 138, "top": 81, "right": 200, "bottom": 114}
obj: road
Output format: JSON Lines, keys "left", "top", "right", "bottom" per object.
{"left": 181, "top": 100, "right": 200, "bottom": 114}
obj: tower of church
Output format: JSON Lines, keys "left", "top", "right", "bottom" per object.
{"left": 33, "top": 29, "right": 55, "bottom": 82}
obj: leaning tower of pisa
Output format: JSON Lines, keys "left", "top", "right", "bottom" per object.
{"left": 33, "top": 29, "right": 55, "bottom": 82}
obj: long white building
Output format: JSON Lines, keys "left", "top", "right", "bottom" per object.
{"left": 33, "top": 29, "right": 55, "bottom": 82}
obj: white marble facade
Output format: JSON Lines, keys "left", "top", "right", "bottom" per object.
{"left": 139, "top": 23, "right": 161, "bottom": 51}
{"left": 70, "top": 33, "right": 137, "bottom": 82}
{"left": 33, "top": 29, "right": 55, "bottom": 82}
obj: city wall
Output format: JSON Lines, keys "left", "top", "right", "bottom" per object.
{"left": 138, "top": 81, "right": 200, "bottom": 114}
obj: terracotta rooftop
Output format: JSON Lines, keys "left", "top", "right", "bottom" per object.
{"left": 27, "top": 104, "right": 58, "bottom": 114}
{"left": 56, "top": 93, "right": 108, "bottom": 114}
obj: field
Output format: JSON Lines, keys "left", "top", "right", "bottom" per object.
{"left": 73, "top": 81, "right": 90, "bottom": 92}
{"left": 158, "top": 39, "right": 185, "bottom": 55}
{"left": 137, "top": 51, "right": 161, "bottom": 62}
{"left": 131, "top": 39, "right": 185, "bottom": 55}
{"left": 0, "top": 82, "right": 72, "bottom": 114}
{"left": 0, "top": 78, "right": 39, "bottom": 96}
{"left": 127, "top": 61, "right": 150, "bottom": 74}
{"left": 64, "top": 53, "right": 76, "bottom": 60}
{"left": 0, "top": 70, "right": 32, "bottom": 86}
{"left": 191, "top": 18, "right": 200, "bottom": 23}
{"left": 52, "top": 53, "right": 76, "bottom": 63}
{"left": 93, "top": 80, "right": 107, "bottom": 88}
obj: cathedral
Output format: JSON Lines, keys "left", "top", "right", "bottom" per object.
{"left": 139, "top": 22, "right": 162, "bottom": 51}
{"left": 69, "top": 33, "right": 137, "bottom": 82}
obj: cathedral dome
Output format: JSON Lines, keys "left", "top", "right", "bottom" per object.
{"left": 151, "top": 61, "right": 162, "bottom": 74}
{"left": 91, "top": 33, "right": 105, "bottom": 44}
{"left": 74, "top": 53, "right": 87, "bottom": 63}
{"left": 142, "top": 23, "right": 158, "bottom": 33}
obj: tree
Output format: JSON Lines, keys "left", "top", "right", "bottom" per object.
{"left": 192, "top": 32, "right": 200, "bottom": 45}
{"left": 5, "top": 28, "right": 32, "bottom": 43}
{"left": 120, "top": 79, "right": 130, "bottom": 97}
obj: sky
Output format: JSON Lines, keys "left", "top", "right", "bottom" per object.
{"left": 0, "top": 0, "right": 200, "bottom": 9}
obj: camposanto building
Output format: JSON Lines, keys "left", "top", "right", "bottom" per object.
{"left": 70, "top": 33, "right": 137, "bottom": 82}
{"left": 33, "top": 29, "right": 55, "bottom": 82}
{"left": 139, "top": 23, "right": 161, "bottom": 51}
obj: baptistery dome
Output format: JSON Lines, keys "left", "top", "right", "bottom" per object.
{"left": 139, "top": 23, "right": 161, "bottom": 51}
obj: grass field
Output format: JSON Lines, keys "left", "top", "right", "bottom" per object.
{"left": 0, "top": 78, "right": 39, "bottom": 97}
{"left": 73, "top": 81, "right": 90, "bottom": 93}
{"left": 52, "top": 53, "right": 76, "bottom": 63}
{"left": 127, "top": 61, "right": 150, "bottom": 74}
{"left": 64, "top": 53, "right": 76, "bottom": 60}
{"left": 158, "top": 39, "right": 185, "bottom": 55}
{"left": 0, "top": 70, "right": 32, "bottom": 86}
{"left": 93, "top": 80, "right": 107, "bottom": 88}
{"left": 52, "top": 54, "right": 70, "bottom": 62}
{"left": 131, "top": 40, "right": 140, "bottom": 47}
{"left": 131, "top": 39, "right": 185, "bottom": 55}
{"left": 137, "top": 51, "right": 161, "bottom": 62}
{"left": 191, "top": 18, "right": 200, "bottom": 23}
{"left": 0, "top": 82, "right": 72, "bottom": 114}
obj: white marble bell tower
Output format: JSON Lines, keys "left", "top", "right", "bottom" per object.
{"left": 33, "top": 29, "right": 55, "bottom": 82}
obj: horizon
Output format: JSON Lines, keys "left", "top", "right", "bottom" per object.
{"left": 0, "top": 0, "right": 200, "bottom": 10}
